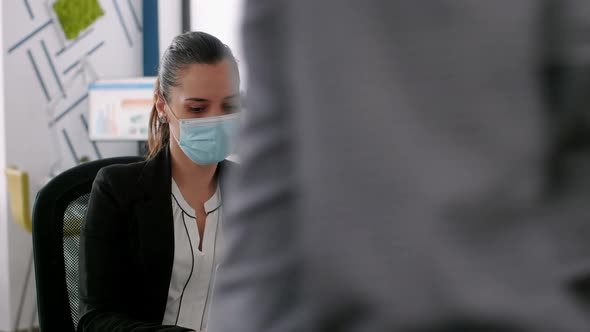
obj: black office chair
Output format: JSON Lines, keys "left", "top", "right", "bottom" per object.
{"left": 32, "top": 156, "right": 143, "bottom": 332}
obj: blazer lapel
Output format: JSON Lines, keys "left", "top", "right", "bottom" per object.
{"left": 133, "top": 146, "right": 175, "bottom": 321}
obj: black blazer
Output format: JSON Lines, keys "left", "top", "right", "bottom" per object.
{"left": 78, "top": 146, "right": 235, "bottom": 332}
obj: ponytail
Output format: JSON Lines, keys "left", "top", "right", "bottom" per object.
{"left": 146, "top": 77, "right": 170, "bottom": 159}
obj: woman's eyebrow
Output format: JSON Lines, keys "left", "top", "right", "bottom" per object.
{"left": 224, "top": 94, "right": 240, "bottom": 100}
{"left": 184, "top": 97, "right": 210, "bottom": 102}
{"left": 184, "top": 94, "right": 239, "bottom": 101}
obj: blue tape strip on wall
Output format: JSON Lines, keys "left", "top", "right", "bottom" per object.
{"left": 142, "top": 0, "right": 159, "bottom": 77}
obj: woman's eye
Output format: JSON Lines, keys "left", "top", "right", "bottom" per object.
{"left": 189, "top": 107, "right": 205, "bottom": 113}
{"left": 224, "top": 105, "right": 239, "bottom": 113}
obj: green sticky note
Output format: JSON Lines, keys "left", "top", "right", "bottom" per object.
{"left": 53, "top": 0, "right": 105, "bottom": 40}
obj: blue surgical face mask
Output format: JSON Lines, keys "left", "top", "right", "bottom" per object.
{"left": 168, "top": 107, "right": 240, "bottom": 165}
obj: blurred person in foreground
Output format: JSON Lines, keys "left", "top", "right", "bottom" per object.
{"left": 209, "top": 1, "right": 590, "bottom": 331}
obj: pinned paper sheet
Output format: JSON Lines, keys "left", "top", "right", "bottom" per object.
{"left": 53, "top": 0, "right": 104, "bottom": 40}
{"left": 89, "top": 77, "right": 156, "bottom": 141}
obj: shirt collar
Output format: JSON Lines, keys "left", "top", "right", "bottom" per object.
{"left": 171, "top": 179, "right": 221, "bottom": 216}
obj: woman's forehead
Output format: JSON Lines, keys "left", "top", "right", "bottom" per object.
{"left": 173, "top": 60, "right": 238, "bottom": 99}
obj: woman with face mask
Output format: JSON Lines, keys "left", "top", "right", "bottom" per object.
{"left": 78, "top": 32, "right": 241, "bottom": 332}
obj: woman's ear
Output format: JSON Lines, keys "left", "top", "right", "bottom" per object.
{"left": 155, "top": 94, "right": 169, "bottom": 123}
{"left": 155, "top": 93, "right": 166, "bottom": 113}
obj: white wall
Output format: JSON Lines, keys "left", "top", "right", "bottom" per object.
{"left": 1, "top": 0, "right": 143, "bottom": 329}
{"left": 0, "top": 1, "right": 10, "bottom": 330}
{"left": 190, "top": 0, "right": 247, "bottom": 87}
{"left": 158, "top": 1, "right": 182, "bottom": 58}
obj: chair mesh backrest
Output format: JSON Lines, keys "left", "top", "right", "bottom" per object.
{"left": 62, "top": 193, "right": 90, "bottom": 330}
{"left": 34, "top": 156, "right": 143, "bottom": 332}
